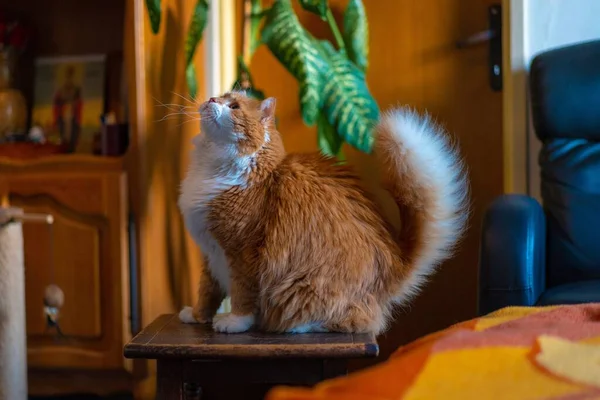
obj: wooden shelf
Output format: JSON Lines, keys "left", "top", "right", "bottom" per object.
{"left": 0, "top": 0, "right": 149, "bottom": 398}
{"left": 0, "top": 153, "right": 125, "bottom": 172}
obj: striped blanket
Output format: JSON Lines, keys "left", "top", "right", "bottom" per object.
{"left": 268, "top": 304, "right": 600, "bottom": 400}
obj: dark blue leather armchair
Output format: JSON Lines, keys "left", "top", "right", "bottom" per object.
{"left": 478, "top": 40, "right": 600, "bottom": 315}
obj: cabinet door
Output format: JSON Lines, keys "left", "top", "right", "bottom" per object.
{"left": 6, "top": 171, "right": 130, "bottom": 370}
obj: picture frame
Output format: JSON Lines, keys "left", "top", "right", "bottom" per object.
{"left": 31, "top": 54, "right": 106, "bottom": 154}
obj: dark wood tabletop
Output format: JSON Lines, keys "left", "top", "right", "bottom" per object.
{"left": 124, "top": 314, "right": 379, "bottom": 360}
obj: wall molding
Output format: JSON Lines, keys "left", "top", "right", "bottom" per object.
{"left": 204, "top": 0, "right": 237, "bottom": 98}
{"left": 503, "top": 0, "right": 529, "bottom": 195}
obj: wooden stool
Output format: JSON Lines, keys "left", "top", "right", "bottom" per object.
{"left": 124, "top": 314, "right": 379, "bottom": 400}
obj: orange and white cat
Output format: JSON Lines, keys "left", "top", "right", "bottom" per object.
{"left": 178, "top": 91, "right": 468, "bottom": 334}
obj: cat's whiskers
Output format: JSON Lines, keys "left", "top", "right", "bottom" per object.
{"left": 156, "top": 103, "right": 196, "bottom": 111}
{"left": 155, "top": 111, "right": 197, "bottom": 123}
{"left": 177, "top": 118, "right": 201, "bottom": 128}
{"left": 152, "top": 97, "right": 200, "bottom": 124}
{"left": 171, "top": 91, "right": 197, "bottom": 105}
{"left": 153, "top": 97, "right": 188, "bottom": 109}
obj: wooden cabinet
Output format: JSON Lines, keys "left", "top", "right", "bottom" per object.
{"left": 0, "top": 156, "right": 136, "bottom": 394}
{"left": 0, "top": 0, "right": 205, "bottom": 396}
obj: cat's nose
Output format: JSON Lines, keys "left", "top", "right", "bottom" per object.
{"left": 208, "top": 97, "right": 217, "bottom": 103}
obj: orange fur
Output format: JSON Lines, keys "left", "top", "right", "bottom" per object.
{"left": 178, "top": 92, "right": 468, "bottom": 334}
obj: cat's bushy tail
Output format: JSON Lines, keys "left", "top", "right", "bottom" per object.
{"left": 374, "top": 108, "right": 469, "bottom": 303}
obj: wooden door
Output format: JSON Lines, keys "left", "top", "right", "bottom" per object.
{"left": 0, "top": 158, "right": 131, "bottom": 371}
{"left": 239, "top": 0, "right": 504, "bottom": 362}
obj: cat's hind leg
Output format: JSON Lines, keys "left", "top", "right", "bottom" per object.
{"left": 324, "top": 302, "right": 385, "bottom": 334}
{"left": 180, "top": 259, "right": 226, "bottom": 324}
{"left": 286, "top": 323, "right": 329, "bottom": 334}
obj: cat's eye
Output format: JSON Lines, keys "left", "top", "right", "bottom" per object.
{"left": 229, "top": 103, "right": 239, "bottom": 110}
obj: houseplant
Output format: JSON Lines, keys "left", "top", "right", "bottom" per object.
{"left": 145, "top": 0, "right": 379, "bottom": 157}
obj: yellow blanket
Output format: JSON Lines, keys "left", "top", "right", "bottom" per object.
{"left": 268, "top": 304, "right": 600, "bottom": 400}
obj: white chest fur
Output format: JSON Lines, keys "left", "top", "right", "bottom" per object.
{"left": 178, "top": 136, "right": 251, "bottom": 294}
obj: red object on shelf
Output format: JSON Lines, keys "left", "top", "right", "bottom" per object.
{"left": 0, "top": 142, "right": 68, "bottom": 159}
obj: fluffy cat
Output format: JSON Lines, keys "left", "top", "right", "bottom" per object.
{"left": 178, "top": 91, "right": 468, "bottom": 334}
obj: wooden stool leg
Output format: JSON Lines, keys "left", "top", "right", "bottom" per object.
{"left": 157, "top": 360, "right": 183, "bottom": 400}
{"left": 323, "top": 359, "right": 348, "bottom": 380}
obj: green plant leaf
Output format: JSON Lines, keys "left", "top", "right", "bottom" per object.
{"left": 262, "top": 0, "right": 327, "bottom": 125}
{"left": 343, "top": 0, "right": 369, "bottom": 72}
{"left": 186, "top": 64, "right": 198, "bottom": 99}
{"left": 145, "top": 0, "right": 162, "bottom": 34}
{"left": 298, "top": 0, "right": 328, "bottom": 19}
{"left": 249, "top": 0, "right": 264, "bottom": 56}
{"left": 185, "top": 0, "right": 209, "bottom": 66}
{"left": 262, "top": 0, "right": 378, "bottom": 153}
{"left": 319, "top": 41, "right": 378, "bottom": 152}
{"left": 317, "top": 112, "right": 343, "bottom": 157}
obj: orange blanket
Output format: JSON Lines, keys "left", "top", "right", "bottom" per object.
{"left": 268, "top": 304, "right": 600, "bottom": 400}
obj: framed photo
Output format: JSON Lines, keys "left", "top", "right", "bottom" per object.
{"left": 31, "top": 55, "right": 106, "bottom": 153}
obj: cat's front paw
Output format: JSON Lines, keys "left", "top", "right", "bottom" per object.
{"left": 212, "top": 313, "right": 255, "bottom": 333}
{"left": 179, "top": 306, "right": 211, "bottom": 324}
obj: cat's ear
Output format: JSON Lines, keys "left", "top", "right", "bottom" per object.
{"left": 260, "top": 97, "right": 276, "bottom": 122}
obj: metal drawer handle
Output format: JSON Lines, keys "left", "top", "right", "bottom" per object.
{"left": 183, "top": 382, "right": 202, "bottom": 400}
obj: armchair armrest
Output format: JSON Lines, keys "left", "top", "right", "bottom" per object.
{"left": 478, "top": 194, "right": 546, "bottom": 315}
